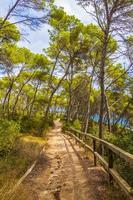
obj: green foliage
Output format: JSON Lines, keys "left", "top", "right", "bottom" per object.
{"left": 50, "top": 7, "right": 80, "bottom": 32}
{"left": 20, "top": 114, "right": 54, "bottom": 136}
{"left": 0, "top": 120, "right": 20, "bottom": 156}
{"left": 73, "top": 119, "right": 81, "bottom": 130}
{"left": 34, "top": 54, "right": 51, "bottom": 69}
{"left": 20, "top": 116, "right": 42, "bottom": 134}
{"left": 105, "top": 130, "right": 133, "bottom": 154}
{"left": 0, "top": 18, "right": 20, "bottom": 43}
{"left": 105, "top": 130, "right": 133, "bottom": 186}
{"left": 42, "top": 114, "right": 54, "bottom": 133}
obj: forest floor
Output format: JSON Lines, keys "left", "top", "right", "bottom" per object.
{"left": 20, "top": 120, "right": 127, "bottom": 200}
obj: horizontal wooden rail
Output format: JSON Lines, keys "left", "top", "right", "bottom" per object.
{"left": 70, "top": 127, "right": 133, "bottom": 166}
{"left": 65, "top": 127, "right": 133, "bottom": 200}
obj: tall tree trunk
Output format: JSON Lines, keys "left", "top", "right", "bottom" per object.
{"left": 67, "top": 62, "right": 73, "bottom": 123}
{"left": 12, "top": 75, "right": 34, "bottom": 117}
{"left": 99, "top": 32, "right": 109, "bottom": 139}
{"left": 2, "top": 81, "right": 14, "bottom": 117}
{"left": 48, "top": 50, "right": 61, "bottom": 87}
{"left": 105, "top": 94, "right": 111, "bottom": 133}
{"left": 98, "top": 31, "right": 109, "bottom": 155}
{"left": 7, "top": 87, "right": 12, "bottom": 119}
{"left": 119, "top": 116, "right": 130, "bottom": 134}
{"left": 83, "top": 67, "right": 95, "bottom": 133}
{"left": 29, "top": 82, "right": 40, "bottom": 118}
{"left": 40, "top": 63, "right": 70, "bottom": 132}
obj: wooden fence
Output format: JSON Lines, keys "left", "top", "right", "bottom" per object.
{"left": 65, "top": 127, "right": 133, "bottom": 200}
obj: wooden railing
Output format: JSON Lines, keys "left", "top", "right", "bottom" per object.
{"left": 65, "top": 127, "right": 133, "bottom": 200}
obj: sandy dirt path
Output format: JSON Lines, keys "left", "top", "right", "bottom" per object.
{"left": 22, "top": 121, "right": 122, "bottom": 200}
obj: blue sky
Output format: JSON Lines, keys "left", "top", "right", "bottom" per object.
{"left": 0, "top": 0, "right": 92, "bottom": 53}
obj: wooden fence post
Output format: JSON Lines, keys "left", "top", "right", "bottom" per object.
{"left": 68, "top": 127, "right": 133, "bottom": 198}
{"left": 84, "top": 135, "right": 87, "bottom": 153}
{"left": 108, "top": 149, "right": 113, "bottom": 184}
{"left": 93, "top": 139, "right": 97, "bottom": 166}
{"left": 74, "top": 131, "right": 77, "bottom": 145}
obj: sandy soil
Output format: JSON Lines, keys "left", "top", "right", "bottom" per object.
{"left": 22, "top": 121, "right": 126, "bottom": 200}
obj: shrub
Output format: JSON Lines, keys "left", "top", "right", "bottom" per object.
{"left": 0, "top": 120, "right": 20, "bottom": 156}
{"left": 104, "top": 130, "right": 133, "bottom": 186}
{"left": 73, "top": 119, "right": 81, "bottom": 130}
{"left": 20, "top": 115, "right": 54, "bottom": 136}
{"left": 20, "top": 116, "right": 42, "bottom": 134}
{"left": 104, "top": 130, "right": 133, "bottom": 154}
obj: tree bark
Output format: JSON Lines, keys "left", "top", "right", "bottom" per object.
{"left": 83, "top": 66, "right": 95, "bottom": 133}
{"left": 40, "top": 63, "right": 70, "bottom": 132}
{"left": 104, "top": 94, "right": 111, "bottom": 133}
{"left": 0, "top": 0, "right": 20, "bottom": 29}
{"left": 66, "top": 62, "right": 73, "bottom": 123}
{"left": 29, "top": 82, "right": 40, "bottom": 118}
{"left": 2, "top": 80, "right": 14, "bottom": 117}
{"left": 99, "top": 32, "right": 109, "bottom": 139}
{"left": 12, "top": 74, "right": 34, "bottom": 117}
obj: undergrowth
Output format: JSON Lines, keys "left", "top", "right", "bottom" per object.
{"left": 0, "top": 134, "right": 47, "bottom": 200}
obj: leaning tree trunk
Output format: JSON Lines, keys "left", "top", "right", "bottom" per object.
{"left": 29, "top": 82, "right": 40, "bottom": 118}
{"left": 12, "top": 75, "right": 34, "bottom": 117}
{"left": 0, "top": 0, "right": 20, "bottom": 29}
{"left": 40, "top": 63, "right": 70, "bottom": 133}
{"left": 114, "top": 101, "right": 130, "bottom": 126}
{"left": 2, "top": 80, "right": 14, "bottom": 118}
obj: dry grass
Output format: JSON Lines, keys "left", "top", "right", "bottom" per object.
{"left": 0, "top": 182, "right": 34, "bottom": 200}
{"left": 16, "top": 135, "right": 47, "bottom": 159}
{"left": 0, "top": 135, "right": 47, "bottom": 200}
